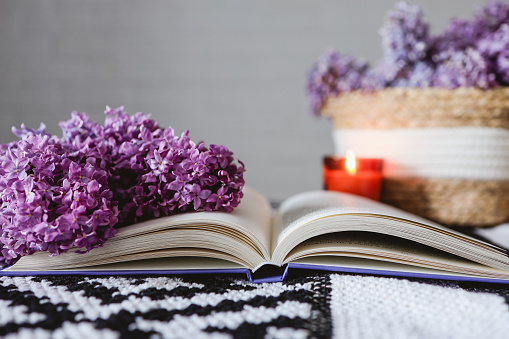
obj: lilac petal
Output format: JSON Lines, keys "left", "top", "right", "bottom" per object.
{"left": 87, "top": 180, "right": 100, "bottom": 194}
{"left": 119, "top": 141, "right": 137, "bottom": 155}
{"left": 168, "top": 180, "right": 183, "bottom": 191}
{"left": 198, "top": 189, "right": 211, "bottom": 199}
{"left": 62, "top": 189, "right": 73, "bottom": 205}
{"left": 13, "top": 180, "right": 24, "bottom": 192}
{"left": 140, "top": 126, "right": 153, "bottom": 142}
{"left": 2, "top": 161, "right": 15, "bottom": 172}
{"left": 69, "top": 162, "right": 81, "bottom": 177}
{"left": 193, "top": 197, "right": 201, "bottom": 210}
{"left": 206, "top": 194, "right": 219, "bottom": 203}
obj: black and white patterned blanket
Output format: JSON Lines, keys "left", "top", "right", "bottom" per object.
{"left": 2, "top": 271, "right": 509, "bottom": 339}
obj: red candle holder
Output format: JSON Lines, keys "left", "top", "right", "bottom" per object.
{"left": 323, "top": 155, "right": 384, "bottom": 201}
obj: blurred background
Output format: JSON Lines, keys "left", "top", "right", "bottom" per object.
{"left": 0, "top": 0, "right": 490, "bottom": 200}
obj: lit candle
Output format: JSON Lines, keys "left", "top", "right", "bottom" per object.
{"left": 323, "top": 151, "right": 383, "bottom": 200}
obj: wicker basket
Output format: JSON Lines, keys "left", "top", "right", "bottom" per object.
{"left": 321, "top": 87, "right": 509, "bottom": 227}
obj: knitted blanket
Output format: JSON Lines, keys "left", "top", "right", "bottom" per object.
{"left": 2, "top": 272, "right": 509, "bottom": 338}
{"left": 2, "top": 224, "right": 509, "bottom": 338}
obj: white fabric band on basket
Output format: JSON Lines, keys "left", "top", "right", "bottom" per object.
{"left": 332, "top": 127, "right": 509, "bottom": 180}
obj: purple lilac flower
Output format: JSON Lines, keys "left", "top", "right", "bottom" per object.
{"left": 473, "top": 0, "right": 509, "bottom": 34}
{"left": 306, "top": 1, "right": 509, "bottom": 114}
{"left": 379, "top": 2, "right": 430, "bottom": 84}
{"left": 12, "top": 123, "right": 48, "bottom": 139}
{"left": 58, "top": 112, "right": 96, "bottom": 145}
{"left": 306, "top": 49, "right": 374, "bottom": 115}
{"left": 477, "top": 24, "right": 509, "bottom": 57}
{"left": 430, "top": 1, "right": 509, "bottom": 54}
{"left": 477, "top": 23, "right": 509, "bottom": 84}
{"left": 383, "top": 61, "right": 435, "bottom": 88}
{"left": 433, "top": 47, "right": 496, "bottom": 89}
{"left": 359, "top": 69, "right": 386, "bottom": 91}
{"left": 497, "top": 49, "right": 509, "bottom": 84}
{"left": 118, "top": 128, "right": 245, "bottom": 222}
{"left": 0, "top": 132, "right": 119, "bottom": 267}
{"left": 59, "top": 106, "right": 245, "bottom": 225}
{"left": 406, "top": 62, "right": 435, "bottom": 87}
{"left": 0, "top": 106, "right": 245, "bottom": 267}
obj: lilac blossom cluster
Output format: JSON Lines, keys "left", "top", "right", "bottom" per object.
{"left": 0, "top": 107, "right": 245, "bottom": 267}
{"left": 379, "top": 1, "right": 430, "bottom": 85}
{"left": 60, "top": 107, "right": 245, "bottom": 224}
{"left": 305, "top": 50, "right": 384, "bottom": 116}
{"left": 306, "top": 1, "right": 509, "bottom": 115}
{"left": 0, "top": 129, "right": 118, "bottom": 266}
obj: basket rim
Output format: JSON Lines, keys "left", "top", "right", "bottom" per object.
{"left": 320, "top": 86, "right": 509, "bottom": 130}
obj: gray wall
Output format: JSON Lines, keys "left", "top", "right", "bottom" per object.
{"left": 0, "top": 0, "right": 488, "bottom": 200}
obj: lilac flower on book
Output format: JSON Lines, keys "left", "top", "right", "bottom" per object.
{"left": 119, "top": 128, "right": 245, "bottom": 221}
{"left": 58, "top": 106, "right": 245, "bottom": 225}
{"left": 0, "top": 133, "right": 118, "bottom": 267}
{"left": 0, "top": 106, "right": 245, "bottom": 267}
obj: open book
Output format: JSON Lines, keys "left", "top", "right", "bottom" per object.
{"left": 3, "top": 187, "right": 509, "bottom": 283}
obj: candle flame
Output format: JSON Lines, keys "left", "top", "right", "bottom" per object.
{"left": 345, "top": 150, "right": 356, "bottom": 175}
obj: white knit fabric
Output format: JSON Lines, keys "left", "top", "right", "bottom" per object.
{"left": 330, "top": 274, "right": 509, "bottom": 339}
{"left": 332, "top": 127, "right": 509, "bottom": 179}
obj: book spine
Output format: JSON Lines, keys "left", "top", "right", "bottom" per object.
{"left": 246, "top": 264, "right": 289, "bottom": 283}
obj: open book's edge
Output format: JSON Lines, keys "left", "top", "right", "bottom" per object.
{"left": 3, "top": 259, "right": 509, "bottom": 284}
{"left": 287, "top": 263, "right": 509, "bottom": 284}
{"left": 0, "top": 267, "right": 249, "bottom": 277}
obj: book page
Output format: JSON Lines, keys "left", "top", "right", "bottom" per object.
{"left": 6, "top": 250, "right": 247, "bottom": 271}
{"left": 284, "top": 232, "right": 509, "bottom": 279}
{"left": 119, "top": 186, "right": 272, "bottom": 253}
{"left": 271, "top": 190, "right": 509, "bottom": 270}
{"left": 274, "top": 190, "right": 458, "bottom": 247}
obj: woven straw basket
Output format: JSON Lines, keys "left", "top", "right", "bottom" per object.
{"left": 321, "top": 87, "right": 509, "bottom": 227}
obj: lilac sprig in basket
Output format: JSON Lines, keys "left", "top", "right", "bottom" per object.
{"left": 307, "top": 1, "right": 509, "bottom": 227}
{"left": 0, "top": 107, "right": 245, "bottom": 267}
{"left": 307, "top": 1, "right": 509, "bottom": 114}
